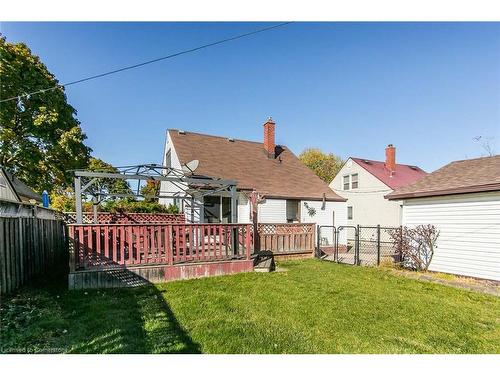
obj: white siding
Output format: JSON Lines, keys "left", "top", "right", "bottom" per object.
{"left": 258, "top": 199, "right": 287, "bottom": 223}
{"left": 330, "top": 158, "right": 403, "bottom": 226}
{"left": 402, "top": 192, "right": 500, "bottom": 281}
{"left": 159, "top": 131, "right": 187, "bottom": 208}
{"left": 237, "top": 193, "right": 251, "bottom": 224}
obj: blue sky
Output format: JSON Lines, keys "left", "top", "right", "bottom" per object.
{"left": 2, "top": 22, "right": 499, "bottom": 172}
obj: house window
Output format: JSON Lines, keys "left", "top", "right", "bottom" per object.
{"left": 204, "top": 196, "right": 233, "bottom": 223}
{"left": 351, "top": 173, "right": 359, "bottom": 189}
{"left": 347, "top": 206, "right": 353, "bottom": 220}
{"left": 165, "top": 150, "right": 172, "bottom": 168}
{"left": 343, "top": 175, "right": 350, "bottom": 190}
{"left": 286, "top": 200, "right": 300, "bottom": 223}
{"left": 343, "top": 174, "right": 359, "bottom": 190}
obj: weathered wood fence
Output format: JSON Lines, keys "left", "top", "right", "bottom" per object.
{"left": 0, "top": 216, "right": 67, "bottom": 295}
{"left": 257, "top": 223, "right": 316, "bottom": 254}
{"left": 68, "top": 223, "right": 254, "bottom": 271}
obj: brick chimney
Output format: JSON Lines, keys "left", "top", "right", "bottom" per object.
{"left": 385, "top": 144, "right": 396, "bottom": 174}
{"left": 263, "top": 117, "right": 276, "bottom": 158}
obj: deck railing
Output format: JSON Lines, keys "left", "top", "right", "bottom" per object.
{"left": 257, "top": 223, "right": 316, "bottom": 254}
{"left": 68, "top": 223, "right": 253, "bottom": 271}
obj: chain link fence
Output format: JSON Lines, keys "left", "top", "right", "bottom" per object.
{"left": 317, "top": 225, "right": 401, "bottom": 267}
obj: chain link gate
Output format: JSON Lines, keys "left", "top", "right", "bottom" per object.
{"left": 317, "top": 225, "right": 401, "bottom": 267}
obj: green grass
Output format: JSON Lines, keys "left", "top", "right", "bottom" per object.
{"left": 1, "top": 259, "right": 499, "bottom": 353}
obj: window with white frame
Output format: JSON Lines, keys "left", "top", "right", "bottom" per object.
{"left": 351, "top": 173, "right": 359, "bottom": 189}
{"left": 203, "top": 196, "right": 234, "bottom": 223}
{"left": 347, "top": 206, "right": 353, "bottom": 220}
{"left": 343, "top": 174, "right": 359, "bottom": 190}
{"left": 286, "top": 200, "right": 300, "bottom": 223}
{"left": 343, "top": 175, "right": 350, "bottom": 190}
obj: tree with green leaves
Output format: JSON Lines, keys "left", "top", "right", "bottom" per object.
{"left": 84, "top": 157, "right": 133, "bottom": 197}
{"left": 0, "top": 35, "right": 91, "bottom": 194}
{"left": 140, "top": 180, "right": 160, "bottom": 202}
{"left": 299, "top": 148, "right": 344, "bottom": 183}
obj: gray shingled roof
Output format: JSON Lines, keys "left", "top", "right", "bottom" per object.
{"left": 386, "top": 155, "right": 500, "bottom": 200}
{"left": 1, "top": 167, "right": 42, "bottom": 202}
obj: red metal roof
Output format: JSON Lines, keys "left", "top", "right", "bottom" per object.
{"left": 351, "top": 157, "right": 427, "bottom": 190}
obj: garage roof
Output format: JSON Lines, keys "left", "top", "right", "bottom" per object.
{"left": 386, "top": 155, "right": 500, "bottom": 200}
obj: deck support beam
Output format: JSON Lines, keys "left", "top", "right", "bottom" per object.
{"left": 75, "top": 177, "right": 83, "bottom": 224}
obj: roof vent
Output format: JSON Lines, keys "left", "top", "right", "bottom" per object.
{"left": 228, "top": 138, "right": 235, "bottom": 142}
{"left": 409, "top": 165, "right": 418, "bottom": 170}
{"left": 363, "top": 160, "right": 372, "bottom": 164}
{"left": 178, "top": 130, "right": 186, "bottom": 135}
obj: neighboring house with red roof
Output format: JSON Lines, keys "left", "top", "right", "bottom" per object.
{"left": 386, "top": 155, "right": 500, "bottom": 281}
{"left": 329, "top": 145, "right": 427, "bottom": 227}
{"left": 159, "top": 118, "right": 347, "bottom": 243}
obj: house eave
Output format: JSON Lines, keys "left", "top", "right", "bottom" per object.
{"left": 386, "top": 183, "right": 500, "bottom": 200}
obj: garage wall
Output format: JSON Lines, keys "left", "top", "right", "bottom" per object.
{"left": 402, "top": 191, "right": 500, "bottom": 281}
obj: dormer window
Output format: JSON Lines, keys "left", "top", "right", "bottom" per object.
{"left": 351, "top": 173, "right": 358, "bottom": 189}
{"left": 343, "top": 174, "right": 359, "bottom": 190}
{"left": 343, "top": 175, "right": 350, "bottom": 190}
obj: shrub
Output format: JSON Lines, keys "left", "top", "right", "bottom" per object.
{"left": 101, "top": 200, "right": 179, "bottom": 214}
{"left": 388, "top": 225, "right": 439, "bottom": 271}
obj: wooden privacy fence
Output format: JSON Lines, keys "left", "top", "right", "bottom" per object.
{"left": 68, "top": 223, "right": 254, "bottom": 270}
{"left": 257, "top": 223, "right": 316, "bottom": 254}
{"left": 0, "top": 217, "right": 67, "bottom": 295}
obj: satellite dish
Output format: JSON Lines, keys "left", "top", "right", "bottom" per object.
{"left": 182, "top": 159, "right": 199, "bottom": 174}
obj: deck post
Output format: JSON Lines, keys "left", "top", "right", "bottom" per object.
{"left": 230, "top": 186, "right": 238, "bottom": 254}
{"left": 74, "top": 177, "right": 83, "bottom": 224}
{"left": 245, "top": 224, "right": 252, "bottom": 260}
{"left": 68, "top": 226, "right": 76, "bottom": 273}
{"left": 92, "top": 196, "right": 98, "bottom": 224}
{"left": 230, "top": 185, "right": 237, "bottom": 223}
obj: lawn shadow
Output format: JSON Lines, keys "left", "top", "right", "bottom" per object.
{"left": 66, "top": 281, "right": 202, "bottom": 354}
{"left": 0, "top": 270, "right": 201, "bottom": 354}
{"left": 140, "top": 285, "right": 202, "bottom": 354}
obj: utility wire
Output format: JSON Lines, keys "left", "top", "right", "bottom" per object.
{"left": 1, "top": 22, "right": 293, "bottom": 104}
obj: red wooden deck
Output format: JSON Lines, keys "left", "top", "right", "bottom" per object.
{"left": 68, "top": 223, "right": 254, "bottom": 270}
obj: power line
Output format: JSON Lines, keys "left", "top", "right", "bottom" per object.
{"left": 330, "top": 188, "right": 394, "bottom": 194}
{"left": 1, "top": 22, "right": 293, "bottom": 104}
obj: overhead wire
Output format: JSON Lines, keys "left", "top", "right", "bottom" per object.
{"left": 0, "top": 22, "right": 293, "bottom": 104}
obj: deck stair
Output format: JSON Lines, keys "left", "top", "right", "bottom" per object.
{"left": 253, "top": 251, "right": 275, "bottom": 272}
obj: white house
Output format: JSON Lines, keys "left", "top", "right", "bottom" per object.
{"left": 387, "top": 155, "right": 500, "bottom": 281}
{"left": 329, "top": 145, "right": 427, "bottom": 227}
{"left": 159, "top": 118, "right": 347, "bottom": 244}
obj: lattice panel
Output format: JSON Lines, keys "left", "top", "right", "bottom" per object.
{"left": 258, "top": 223, "right": 314, "bottom": 235}
{"left": 64, "top": 212, "right": 185, "bottom": 224}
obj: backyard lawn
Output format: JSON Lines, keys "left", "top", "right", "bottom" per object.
{"left": 1, "top": 259, "right": 499, "bottom": 354}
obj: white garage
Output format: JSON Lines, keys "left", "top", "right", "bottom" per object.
{"left": 387, "top": 156, "right": 500, "bottom": 281}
